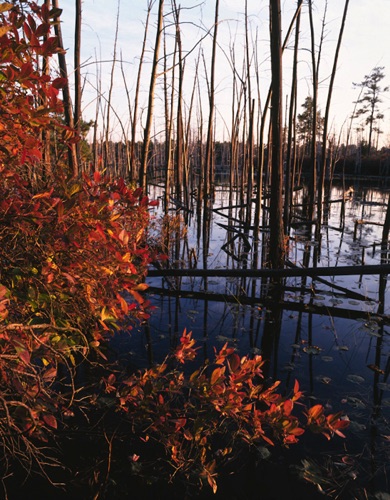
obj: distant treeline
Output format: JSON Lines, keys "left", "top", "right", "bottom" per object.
{"left": 85, "top": 138, "right": 390, "bottom": 184}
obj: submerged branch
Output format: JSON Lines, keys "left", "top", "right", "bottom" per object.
{"left": 147, "top": 264, "right": 390, "bottom": 278}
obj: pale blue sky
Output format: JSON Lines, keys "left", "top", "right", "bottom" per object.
{"left": 58, "top": 0, "right": 390, "bottom": 147}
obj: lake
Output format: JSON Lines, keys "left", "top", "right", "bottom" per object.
{"left": 114, "top": 181, "right": 390, "bottom": 498}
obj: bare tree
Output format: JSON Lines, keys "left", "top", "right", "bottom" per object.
{"left": 74, "top": 0, "right": 82, "bottom": 167}
{"left": 307, "top": 0, "right": 319, "bottom": 223}
{"left": 204, "top": 0, "right": 219, "bottom": 205}
{"left": 317, "top": 0, "right": 349, "bottom": 230}
{"left": 283, "top": 0, "right": 303, "bottom": 233}
{"left": 269, "top": 0, "right": 285, "bottom": 269}
{"left": 140, "top": 0, "right": 164, "bottom": 192}
{"left": 105, "top": 0, "right": 121, "bottom": 171}
{"left": 53, "top": 0, "right": 78, "bottom": 176}
{"left": 129, "top": 1, "right": 154, "bottom": 181}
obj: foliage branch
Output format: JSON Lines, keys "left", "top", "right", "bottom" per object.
{"left": 0, "top": 1, "right": 75, "bottom": 180}
{"left": 100, "top": 330, "right": 349, "bottom": 494}
{"left": 0, "top": 0, "right": 158, "bottom": 484}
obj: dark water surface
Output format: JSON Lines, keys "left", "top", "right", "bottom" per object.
{"left": 114, "top": 183, "right": 390, "bottom": 498}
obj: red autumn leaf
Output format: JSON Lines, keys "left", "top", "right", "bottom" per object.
{"left": 17, "top": 348, "right": 31, "bottom": 364}
{"left": 35, "top": 22, "right": 50, "bottom": 38}
{"left": 283, "top": 399, "right": 293, "bottom": 416}
{"left": 93, "top": 170, "right": 101, "bottom": 183}
{"left": 51, "top": 77, "right": 67, "bottom": 89}
{"left": 42, "top": 413, "right": 57, "bottom": 429}
{"left": 211, "top": 366, "right": 226, "bottom": 386}
{"left": 227, "top": 352, "right": 241, "bottom": 373}
{"left": 129, "top": 289, "right": 145, "bottom": 305}
{"left": 42, "top": 367, "right": 57, "bottom": 381}
{"left": 307, "top": 404, "right": 324, "bottom": 421}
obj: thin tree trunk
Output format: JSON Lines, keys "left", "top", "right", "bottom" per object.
{"left": 269, "top": 0, "right": 285, "bottom": 270}
{"left": 163, "top": 28, "right": 175, "bottom": 213}
{"left": 173, "top": 2, "right": 185, "bottom": 205}
{"left": 140, "top": 0, "right": 164, "bottom": 192}
{"left": 92, "top": 50, "right": 102, "bottom": 172}
{"left": 53, "top": 0, "right": 78, "bottom": 176}
{"left": 318, "top": 0, "right": 349, "bottom": 231}
{"left": 41, "top": 0, "right": 51, "bottom": 182}
{"left": 204, "top": 0, "right": 219, "bottom": 204}
{"left": 307, "top": 0, "right": 319, "bottom": 224}
{"left": 130, "top": 1, "right": 153, "bottom": 182}
{"left": 284, "top": 0, "right": 302, "bottom": 233}
{"left": 244, "top": 0, "right": 254, "bottom": 231}
{"left": 105, "top": 0, "right": 120, "bottom": 172}
{"left": 74, "top": 0, "right": 82, "bottom": 168}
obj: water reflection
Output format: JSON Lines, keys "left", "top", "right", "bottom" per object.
{"left": 137, "top": 183, "right": 390, "bottom": 495}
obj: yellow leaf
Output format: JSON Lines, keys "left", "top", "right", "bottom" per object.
{"left": 100, "top": 307, "right": 110, "bottom": 321}
{"left": 0, "top": 26, "right": 12, "bottom": 37}
{"left": 122, "top": 252, "right": 131, "bottom": 262}
{"left": 0, "top": 4, "right": 13, "bottom": 14}
{"left": 133, "top": 283, "right": 148, "bottom": 292}
{"left": 135, "top": 228, "right": 144, "bottom": 243}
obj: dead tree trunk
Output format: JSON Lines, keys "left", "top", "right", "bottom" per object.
{"left": 204, "top": 0, "right": 219, "bottom": 204}
{"left": 53, "top": 0, "right": 78, "bottom": 177}
{"left": 129, "top": 1, "right": 153, "bottom": 182}
{"left": 105, "top": 0, "right": 121, "bottom": 173}
{"left": 269, "top": 0, "right": 285, "bottom": 269}
{"left": 173, "top": 2, "right": 185, "bottom": 205}
{"left": 307, "top": 0, "right": 318, "bottom": 225}
{"left": 140, "top": 0, "right": 164, "bottom": 192}
{"left": 318, "top": 0, "right": 349, "bottom": 230}
{"left": 74, "top": 0, "right": 82, "bottom": 169}
{"left": 284, "top": 0, "right": 302, "bottom": 233}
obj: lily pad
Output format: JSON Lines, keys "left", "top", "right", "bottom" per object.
{"left": 348, "top": 420, "right": 366, "bottom": 432}
{"left": 335, "top": 345, "right": 349, "bottom": 351}
{"left": 346, "top": 374, "right": 365, "bottom": 384}
{"left": 303, "top": 345, "right": 322, "bottom": 355}
{"left": 329, "top": 298, "right": 343, "bottom": 305}
{"left": 345, "top": 396, "right": 366, "bottom": 409}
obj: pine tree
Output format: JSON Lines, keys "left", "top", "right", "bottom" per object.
{"left": 353, "top": 66, "right": 388, "bottom": 155}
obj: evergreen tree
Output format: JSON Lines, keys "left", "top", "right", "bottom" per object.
{"left": 297, "top": 96, "right": 324, "bottom": 155}
{"left": 353, "top": 66, "right": 388, "bottom": 155}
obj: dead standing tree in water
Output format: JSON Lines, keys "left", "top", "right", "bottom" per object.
{"left": 283, "top": 0, "right": 302, "bottom": 233}
{"left": 269, "top": 0, "right": 285, "bottom": 270}
{"left": 140, "top": 0, "right": 164, "bottom": 192}
{"left": 317, "top": 0, "right": 350, "bottom": 238}
{"left": 203, "top": 0, "right": 219, "bottom": 207}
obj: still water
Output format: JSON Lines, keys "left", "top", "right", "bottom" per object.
{"left": 118, "top": 183, "right": 390, "bottom": 498}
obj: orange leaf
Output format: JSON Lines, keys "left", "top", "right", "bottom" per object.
{"left": 133, "top": 283, "right": 148, "bottom": 292}
{"left": 42, "top": 413, "right": 57, "bottom": 429}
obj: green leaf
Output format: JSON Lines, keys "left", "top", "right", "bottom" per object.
{"left": 48, "top": 7, "right": 62, "bottom": 19}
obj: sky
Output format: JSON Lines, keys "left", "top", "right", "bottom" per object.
{"left": 58, "top": 0, "right": 390, "bottom": 147}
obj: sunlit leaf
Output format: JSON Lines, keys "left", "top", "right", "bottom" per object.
{"left": 0, "top": 25, "right": 12, "bottom": 37}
